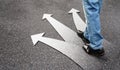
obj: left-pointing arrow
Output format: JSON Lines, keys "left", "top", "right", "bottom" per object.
{"left": 31, "top": 33, "right": 102, "bottom": 70}
{"left": 31, "top": 32, "right": 45, "bottom": 45}
{"left": 42, "top": 14, "right": 83, "bottom": 45}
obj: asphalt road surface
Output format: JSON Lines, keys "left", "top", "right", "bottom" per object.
{"left": 0, "top": 0, "right": 120, "bottom": 70}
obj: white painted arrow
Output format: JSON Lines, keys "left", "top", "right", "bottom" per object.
{"left": 42, "top": 14, "right": 83, "bottom": 45}
{"left": 69, "top": 8, "right": 86, "bottom": 32}
{"left": 30, "top": 10, "right": 116, "bottom": 70}
{"left": 31, "top": 32, "right": 45, "bottom": 45}
{"left": 31, "top": 33, "right": 103, "bottom": 70}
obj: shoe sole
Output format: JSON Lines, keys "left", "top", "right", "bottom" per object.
{"left": 83, "top": 45, "right": 105, "bottom": 57}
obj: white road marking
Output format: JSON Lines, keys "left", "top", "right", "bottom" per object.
{"left": 42, "top": 14, "right": 83, "bottom": 45}
{"left": 69, "top": 8, "right": 86, "bottom": 32}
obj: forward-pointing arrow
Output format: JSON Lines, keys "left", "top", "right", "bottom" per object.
{"left": 42, "top": 14, "right": 83, "bottom": 45}
{"left": 69, "top": 8, "right": 86, "bottom": 32}
{"left": 31, "top": 33, "right": 102, "bottom": 70}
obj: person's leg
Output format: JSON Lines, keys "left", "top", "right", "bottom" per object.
{"left": 82, "top": 0, "right": 89, "bottom": 39}
{"left": 82, "top": 0, "right": 103, "bottom": 50}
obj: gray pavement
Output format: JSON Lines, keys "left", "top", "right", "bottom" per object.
{"left": 0, "top": 0, "right": 120, "bottom": 70}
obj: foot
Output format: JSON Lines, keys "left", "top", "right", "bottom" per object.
{"left": 83, "top": 45, "right": 105, "bottom": 56}
{"left": 77, "top": 30, "right": 90, "bottom": 45}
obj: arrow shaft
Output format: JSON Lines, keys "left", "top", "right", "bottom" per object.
{"left": 72, "top": 13, "right": 86, "bottom": 32}
{"left": 45, "top": 16, "right": 83, "bottom": 45}
{"left": 38, "top": 36, "right": 102, "bottom": 70}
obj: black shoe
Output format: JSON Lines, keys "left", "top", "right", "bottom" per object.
{"left": 83, "top": 45, "right": 105, "bottom": 56}
{"left": 77, "top": 30, "right": 90, "bottom": 45}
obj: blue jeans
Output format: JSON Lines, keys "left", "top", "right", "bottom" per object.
{"left": 82, "top": 0, "right": 103, "bottom": 50}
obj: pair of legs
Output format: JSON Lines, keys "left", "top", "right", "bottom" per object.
{"left": 82, "top": 0, "right": 103, "bottom": 50}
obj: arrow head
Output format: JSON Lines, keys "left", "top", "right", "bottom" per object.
{"left": 42, "top": 14, "right": 53, "bottom": 20}
{"left": 31, "top": 32, "right": 45, "bottom": 45}
{"left": 68, "top": 8, "right": 80, "bottom": 14}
